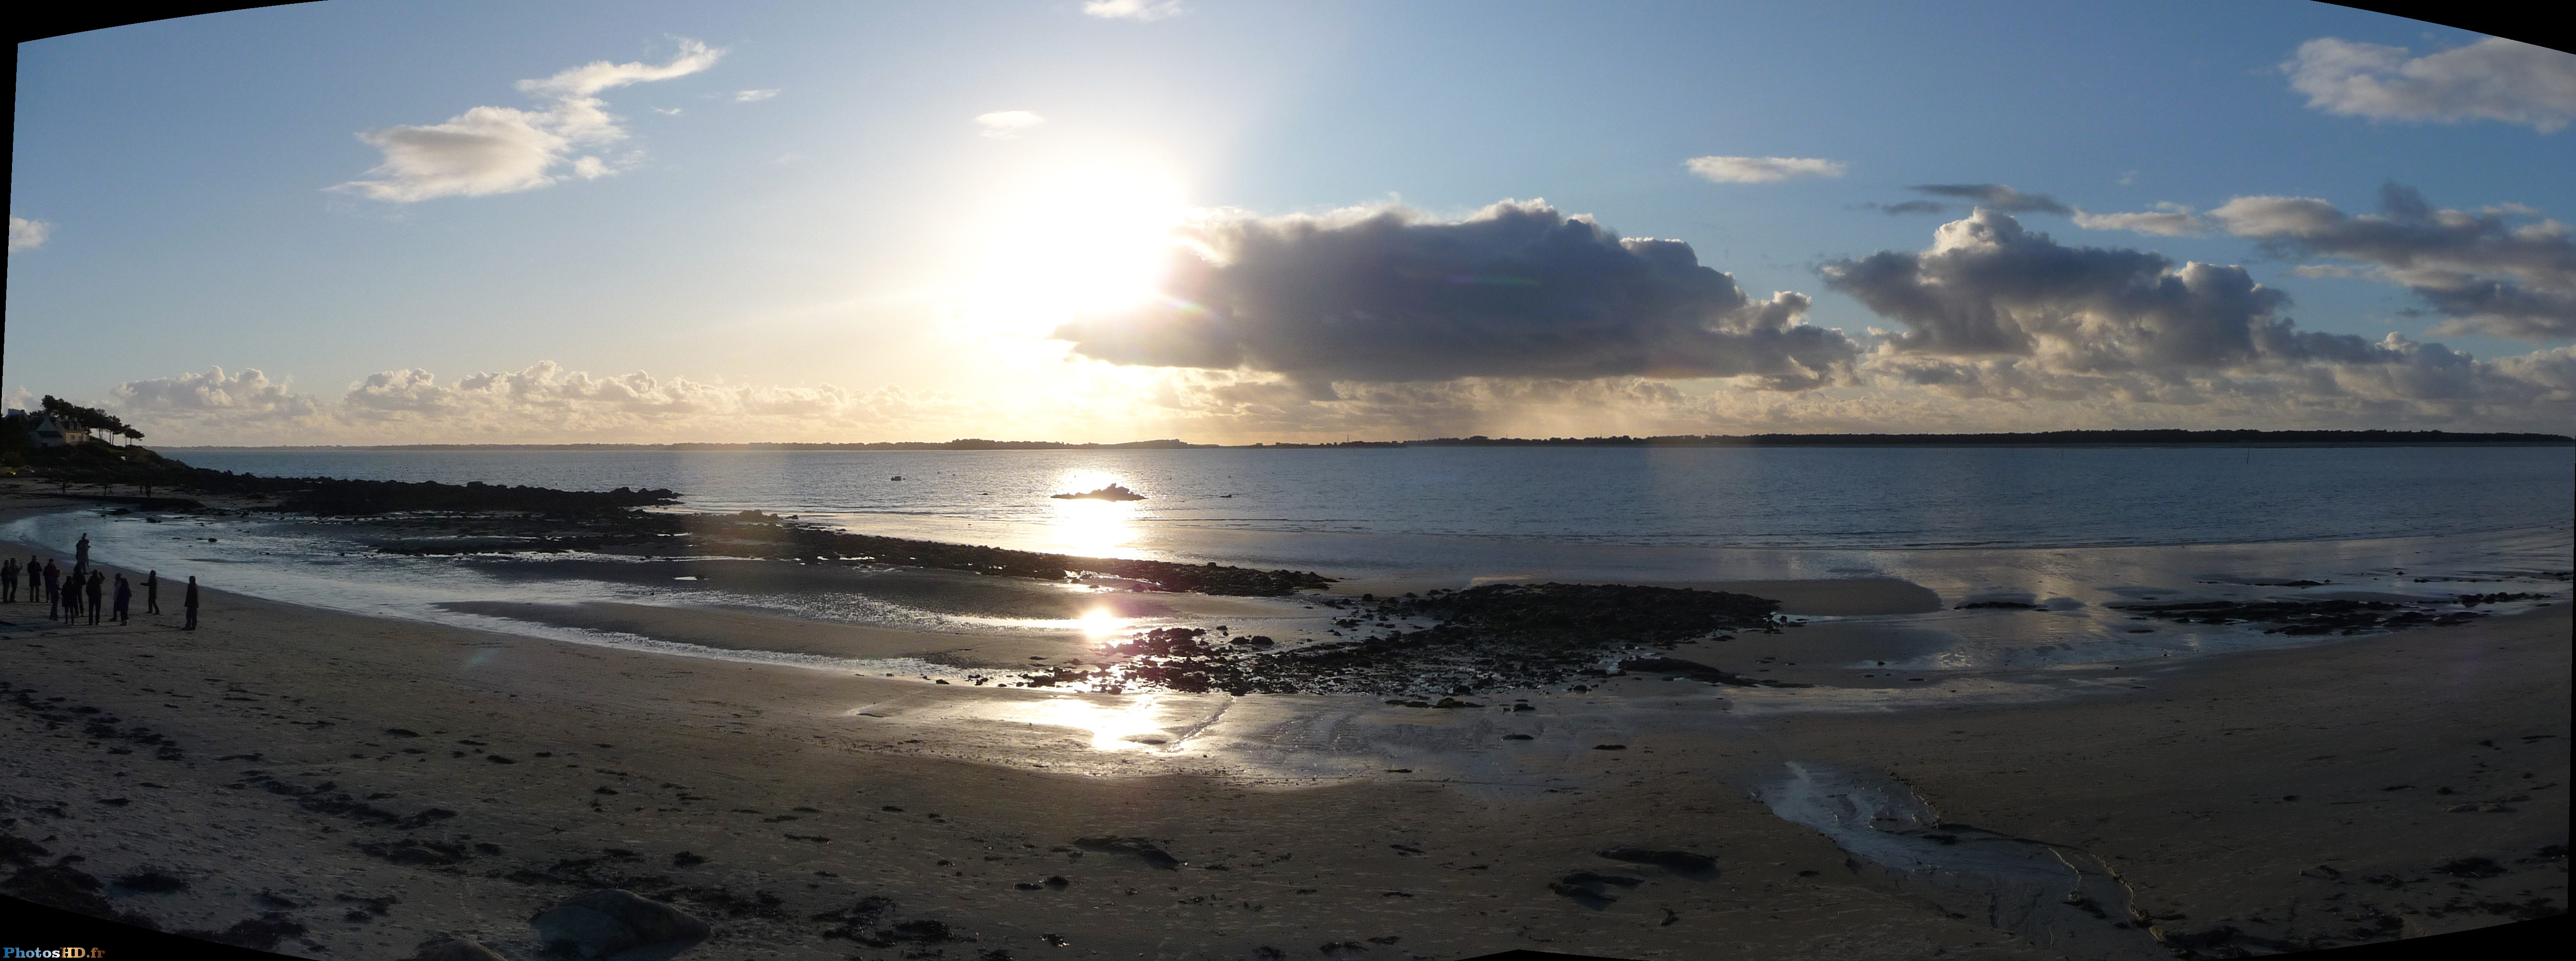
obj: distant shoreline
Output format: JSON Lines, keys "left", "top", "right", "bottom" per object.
{"left": 158, "top": 429, "right": 2574, "bottom": 452}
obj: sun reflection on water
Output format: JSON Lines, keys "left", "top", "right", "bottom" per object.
{"left": 1016, "top": 694, "right": 1176, "bottom": 751}
{"left": 1047, "top": 470, "right": 1140, "bottom": 557}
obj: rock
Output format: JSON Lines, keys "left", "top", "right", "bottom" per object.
{"left": 1072, "top": 836, "right": 1181, "bottom": 869}
{"left": 1597, "top": 848, "right": 1717, "bottom": 876}
{"left": 530, "top": 889, "right": 712, "bottom": 958}
{"left": 410, "top": 938, "right": 511, "bottom": 961}
{"left": 1547, "top": 871, "right": 1642, "bottom": 909}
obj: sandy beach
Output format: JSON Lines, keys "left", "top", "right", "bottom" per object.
{"left": 1, "top": 491, "right": 2564, "bottom": 961}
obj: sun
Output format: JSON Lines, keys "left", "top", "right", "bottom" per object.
{"left": 956, "top": 157, "right": 1189, "bottom": 340}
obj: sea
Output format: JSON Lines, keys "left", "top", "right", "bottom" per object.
{"left": 9, "top": 445, "right": 2571, "bottom": 691}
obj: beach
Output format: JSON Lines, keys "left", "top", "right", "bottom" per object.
{"left": 2, "top": 485, "right": 2565, "bottom": 961}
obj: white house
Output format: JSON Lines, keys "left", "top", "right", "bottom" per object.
{"left": 25, "top": 411, "right": 92, "bottom": 447}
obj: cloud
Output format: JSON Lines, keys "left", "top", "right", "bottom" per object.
{"left": 734, "top": 89, "right": 779, "bottom": 103}
{"left": 1816, "top": 208, "right": 2558, "bottom": 413}
{"left": 2210, "top": 183, "right": 2576, "bottom": 342}
{"left": 1081, "top": 0, "right": 1184, "bottom": 21}
{"left": 1870, "top": 200, "right": 1951, "bottom": 216}
{"left": 110, "top": 367, "right": 321, "bottom": 422}
{"left": 2285, "top": 36, "right": 2576, "bottom": 132}
{"left": 104, "top": 361, "right": 1009, "bottom": 445}
{"left": 7, "top": 216, "right": 50, "bottom": 252}
{"left": 1683, "top": 156, "right": 1847, "bottom": 183}
{"left": 2071, "top": 203, "right": 2209, "bottom": 236}
{"left": 1053, "top": 200, "right": 1859, "bottom": 390}
{"left": 1909, "top": 184, "right": 2071, "bottom": 216}
{"left": 975, "top": 110, "right": 1046, "bottom": 139}
{"left": 333, "top": 40, "right": 721, "bottom": 202}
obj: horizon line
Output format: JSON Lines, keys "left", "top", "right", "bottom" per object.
{"left": 153, "top": 428, "right": 2576, "bottom": 451}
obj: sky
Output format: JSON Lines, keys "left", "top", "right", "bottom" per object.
{"left": 8, "top": 0, "right": 2576, "bottom": 444}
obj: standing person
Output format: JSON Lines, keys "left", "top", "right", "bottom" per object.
{"left": 113, "top": 574, "right": 133, "bottom": 625}
{"left": 183, "top": 576, "right": 200, "bottom": 631}
{"left": 24, "top": 554, "right": 39, "bottom": 602}
{"left": 44, "top": 560, "right": 62, "bottom": 620}
{"left": 75, "top": 534, "right": 91, "bottom": 569}
{"left": 63, "top": 564, "right": 83, "bottom": 623}
{"left": 85, "top": 571, "right": 104, "bottom": 626}
{"left": 1, "top": 557, "right": 15, "bottom": 603}
{"left": 145, "top": 570, "right": 160, "bottom": 614}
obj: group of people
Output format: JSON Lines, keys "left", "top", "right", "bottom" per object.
{"left": 0, "top": 533, "right": 198, "bottom": 630}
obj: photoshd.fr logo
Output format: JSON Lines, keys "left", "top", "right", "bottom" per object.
{"left": 2, "top": 950, "right": 104, "bottom": 958}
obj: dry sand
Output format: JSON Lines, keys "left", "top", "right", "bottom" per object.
{"left": 0, "top": 498, "right": 2564, "bottom": 961}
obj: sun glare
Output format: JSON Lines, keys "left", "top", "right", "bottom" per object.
{"left": 958, "top": 158, "right": 1188, "bottom": 340}
{"left": 1077, "top": 606, "right": 1127, "bottom": 639}
{"left": 1046, "top": 469, "right": 1142, "bottom": 555}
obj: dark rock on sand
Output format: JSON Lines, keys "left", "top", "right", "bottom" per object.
{"left": 5, "top": 857, "right": 160, "bottom": 929}
{"left": 408, "top": 938, "right": 511, "bottom": 961}
{"left": 1027, "top": 583, "right": 1784, "bottom": 697}
{"left": 113, "top": 869, "right": 191, "bottom": 892}
{"left": 180, "top": 914, "right": 308, "bottom": 951}
{"left": 1597, "top": 848, "right": 1717, "bottom": 877}
{"left": 531, "top": 889, "right": 712, "bottom": 959}
{"left": 2108, "top": 598, "right": 2488, "bottom": 635}
{"left": 1073, "top": 836, "right": 1183, "bottom": 869}
{"left": 1548, "top": 871, "right": 1644, "bottom": 909}
{"left": 1616, "top": 656, "right": 1807, "bottom": 688}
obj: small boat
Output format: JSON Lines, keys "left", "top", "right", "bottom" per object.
{"left": 890, "top": 475, "right": 903, "bottom": 481}
{"left": 1052, "top": 482, "right": 1146, "bottom": 502}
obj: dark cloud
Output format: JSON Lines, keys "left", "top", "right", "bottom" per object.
{"left": 1908, "top": 184, "right": 2072, "bottom": 216}
{"left": 2212, "top": 183, "right": 2576, "bottom": 342}
{"left": 1053, "top": 200, "right": 1858, "bottom": 389}
{"left": 1870, "top": 200, "right": 1950, "bottom": 216}
{"left": 1819, "top": 208, "right": 2508, "bottom": 401}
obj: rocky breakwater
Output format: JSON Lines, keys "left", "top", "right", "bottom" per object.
{"left": 1017, "top": 583, "right": 1791, "bottom": 697}
{"left": 337, "top": 508, "right": 1331, "bottom": 597}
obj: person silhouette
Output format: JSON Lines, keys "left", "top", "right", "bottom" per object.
{"left": 145, "top": 570, "right": 160, "bottom": 614}
{"left": 23, "top": 554, "right": 39, "bottom": 602}
{"left": 86, "top": 571, "right": 105, "bottom": 626}
{"left": 43, "top": 560, "right": 61, "bottom": 620}
{"left": 1, "top": 557, "right": 16, "bottom": 603}
{"left": 113, "top": 574, "right": 133, "bottom": 625}
{"left": 75, "top": 533, "right": 91, "bottom": 569}
{"left": 183, "top": 576, "right": 200, "bottom": 631}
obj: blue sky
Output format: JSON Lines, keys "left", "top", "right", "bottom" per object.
{"left": 10, "top": 1, "right": 2574, "bottom": 443}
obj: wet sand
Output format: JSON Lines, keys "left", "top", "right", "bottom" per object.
{"left": 1, "top": 495, "right": 2565, "bottom": 960}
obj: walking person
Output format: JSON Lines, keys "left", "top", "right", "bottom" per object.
{"left": 145, "top": 570, "right": 160, "bottom": 614}
{"left": 43, "top": 560, "right": 62, "bottom": 620}
{"left": 113, "top": 575, "right": 133, "bottom": 625}
{"left": 85, "top": 571, "right": 104, "bottom": 626}
{"left": 183, "top": 576, "right": 200, "bottom": 631}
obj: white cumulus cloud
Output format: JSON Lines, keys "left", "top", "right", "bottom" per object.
{"left": 8, "top": 216, "right": 51, "bottom": 252}
{"left": 333, "top": 40, "right": 722, "bottom": 203}
{"left": 1684, "top": 156, "right": 1847, "bottom": 183}
{"left": 2285, "top": 36, "right": 2576, "bottom": 132}
{"left": 735, "top": 89, "right": 779, "bottom": 102}
{"left": 1082, "top": 0, "right": 1184, "bottom": 21}
{"left": 975, "top": 110, "right": 1046, "bottom": 139}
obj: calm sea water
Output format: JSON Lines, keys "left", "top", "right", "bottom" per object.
{"left": 164, "top": 445, "right": 2571, "bottom": 551}
{"left": 21, "top": 445, "right": 2566, "bottom": 684}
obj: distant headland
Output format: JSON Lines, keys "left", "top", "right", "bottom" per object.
{"left": 158, "top": 429, "right": 2572, "bottom": 451}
